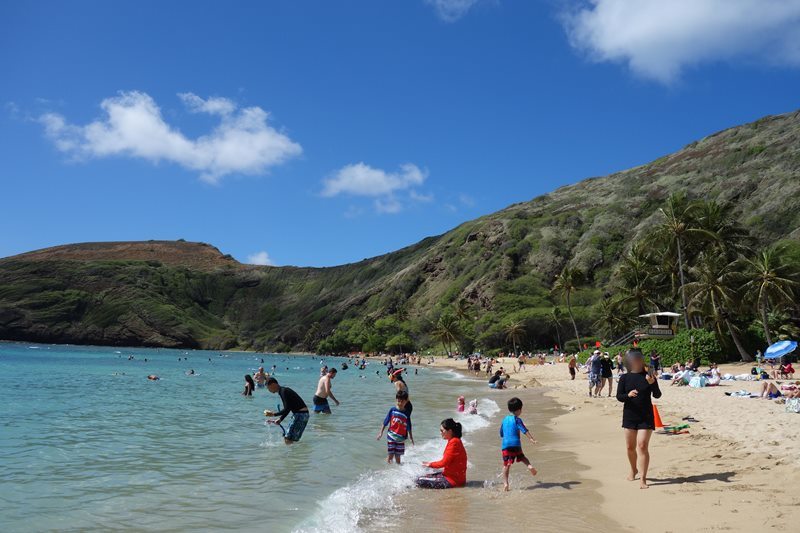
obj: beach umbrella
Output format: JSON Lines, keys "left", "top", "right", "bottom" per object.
{"left": 764, "top": 340, "right": 798, "bottom": 360}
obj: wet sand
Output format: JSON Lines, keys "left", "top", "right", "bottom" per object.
{"left": 413, "top": 358, "right": 800, "bottom": 533}
{"left": 384, "top": 385, "right": 622, "bottom": 533}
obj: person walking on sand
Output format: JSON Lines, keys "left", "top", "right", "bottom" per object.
{"left": 313, "top": 368, "right": 340, "bottom": 414}
{"left": 264, "top": 378, "right": 310, "bottom": 445}
{"left": 568, "top": 354, "right": 577, "bottom": 380}
{"left": 588, "top": 350, "right": 602, "bottom": 397}
{"left": 599, "top": 352, "right": 614, "bottom": 397}
{"left": 616, "top": 349, "right": 662, "bottom": 489}
{"left": 499, "top": 397, "right": 538, "bottom": 491}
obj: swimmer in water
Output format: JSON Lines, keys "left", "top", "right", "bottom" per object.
{"left": 243, "top": 374, "right": 255, "bottom": 396}
{"left": 147, "top": 375, "right": 159, "bottom": 381}
{"left": 254, "top": 367, "right": 269, "bottom": 388}
{"left": 313, "top": 368, "right": 340, "bottom": 414}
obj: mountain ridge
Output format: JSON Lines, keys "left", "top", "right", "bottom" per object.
{"left": 1, "top": 109, "right": 799, "bottom": 351}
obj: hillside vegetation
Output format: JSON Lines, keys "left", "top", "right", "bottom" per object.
{"left": 2, "top": 110, "right": 800, "bottom": 356}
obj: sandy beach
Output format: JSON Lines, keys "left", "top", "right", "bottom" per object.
{"left": 406, "top": 357, "right": 800, "bottom": 533}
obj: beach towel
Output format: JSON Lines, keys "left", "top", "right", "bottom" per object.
{"left": 786, "top": 398, "right": 800, "bottom": 414}
{"left": 725, "top": 390, "right": 755, "bottom": 398}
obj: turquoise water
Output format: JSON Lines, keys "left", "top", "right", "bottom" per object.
{"left": 0, "top": 342, "right": 495, "bottom": 532}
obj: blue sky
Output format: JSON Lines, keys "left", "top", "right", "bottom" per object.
{"left": 2, "top": 0, "right": 800, "bottom": 267}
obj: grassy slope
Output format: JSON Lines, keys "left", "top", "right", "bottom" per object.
{"left": 1, "top": 110, "right": 799, "bottom": 350}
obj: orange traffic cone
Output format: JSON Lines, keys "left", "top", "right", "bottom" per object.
{"left": 653, "top": 404, "right": 664, "bottom": 429}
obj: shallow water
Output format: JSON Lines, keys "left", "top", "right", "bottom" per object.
{"left": 0, "top": 343, "right": 493, "bottom": 532}
{"left": 389, "top": 387, "right": 621, "bottom": 533}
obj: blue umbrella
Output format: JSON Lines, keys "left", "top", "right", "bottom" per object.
{"left": 764, "top": 340, "right": 798, "bottom": 360}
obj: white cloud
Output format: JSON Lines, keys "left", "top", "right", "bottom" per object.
{"left": 322, "top": 162, "right": 426, "bottom": 197}
{"left": 39, "top": 91, "right": 302, "bottom": 183}
{"left": 374, "top": 197, "right": 404, "bottom": 214}
{"left": 246, "top": 251, "right": 275, "bottom": 266}
{"left": 426, "top": 0, "right": 481, "bottom": 22}
{"left": 177, "top": 93, "right": 236, "bottom": 116}
{"left": 322, "top": 162, "right": 429, "bottom": 215}
{"left": 563, "top": 0, "right": 800, "bottom": 83}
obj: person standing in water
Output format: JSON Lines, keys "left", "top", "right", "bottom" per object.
{"left": 616, "top": 349, "right": 662, "bottom": 489}
{"left": 253, "top": 367, "right": 269, "bottom": 388}
{"left": 377, "top": 390, "right": 414, "bottom": 464}
{"left": 243, "top": 374, "right": 255, "bottom": 396}
{"left": 390, "top": 369, "right": 412, "bottom": 415}
{"left": 265, "top": 378, "right": 310, "bottom": 445}
{"left": 313, "top": 368, "right": 340, "bottom": 414}
{"left": 499, "top": 397, "right": 538, "bottom": 491}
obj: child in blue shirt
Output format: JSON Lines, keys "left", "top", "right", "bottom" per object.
{"left": 499, "top": 396, "right": 537, "bottom": 491}
{"left": 377, "top": 390, "right": 414, "bottom": 464}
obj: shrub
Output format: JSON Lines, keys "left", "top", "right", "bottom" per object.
{"left": 637, "top": 329, "right": 724, "bottom": 366}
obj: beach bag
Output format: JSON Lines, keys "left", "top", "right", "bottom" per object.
{"left": 786, "top": 398, "right": 800, "bottom": 414}
{"left": 688, "top": 375, "right": 707, "bottom": 388}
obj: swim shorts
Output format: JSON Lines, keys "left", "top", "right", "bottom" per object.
{"left": 387, "top": 439, "right": 405, "bottom": 456}
{"left": 589, "top": 373, "right": 601, "bottom": 385}
{"left": 415, "top": 472, "right": 452, "bottom": 489}
{"left": 502, "top": 446, "right": 527, "bottom": 466}
{"left": 286, "top": 412, "right": 310, "bottom": 441}
{"left": 312, "top": 395, "right": 331, "bottom": 413}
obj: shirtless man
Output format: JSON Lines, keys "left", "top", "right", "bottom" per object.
{"left": 313, "top": 368, "right": 340, "bottom": 414}
{"left": 254, "top": 367, "right": 269, "bottom": 388}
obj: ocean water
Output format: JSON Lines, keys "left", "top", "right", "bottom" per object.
{"left": 0, "top": 342, "right": 497, "bottom": 532}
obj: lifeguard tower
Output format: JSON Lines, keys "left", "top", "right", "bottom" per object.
{"left": 636, "top": 312, "right": 680, "bottom": 339}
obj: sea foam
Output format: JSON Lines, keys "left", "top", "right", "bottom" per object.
{"left": 297, "top": 397, "right": 501, "bottom": 533}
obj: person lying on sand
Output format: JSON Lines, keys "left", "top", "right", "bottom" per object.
{"left": 760, "top": 381, "right": 782, "bottom": 399}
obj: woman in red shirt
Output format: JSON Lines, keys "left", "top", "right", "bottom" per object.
{"left": 416, "top": 418, "right": 467, "bottom": 489}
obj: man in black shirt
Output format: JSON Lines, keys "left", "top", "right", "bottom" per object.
{"left": 265, "top": 378, "right": 310, "bottom": 445}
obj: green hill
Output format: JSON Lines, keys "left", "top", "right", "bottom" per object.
{"left": 2, "top": 110, "right": 799, "bottom": 354}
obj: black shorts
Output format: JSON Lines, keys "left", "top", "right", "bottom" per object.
{"left": 602, "top": 373, "right": 613, "bottom": 379}
{"left": 569, "top": 367, "right": 576, "bottom": 376}
{"left": 622, "top": 420, "right": 655, "bottom": 430}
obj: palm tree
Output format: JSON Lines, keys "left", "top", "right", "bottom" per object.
{"left": 657, "top": 193, "right": 719, "bottom": 329}
{"left": 453, "top": 298, "right": 472, "bottom": 323}
{"left": 504, "top": 321, "right": 525, "bottom": 356}
{"left": 615, "top": 243, "right": 663, "bottom": 315}
{"left": 592, "top": 298, "right": 635, "bottom": 340}
{"left": 695, "top": 200, "right": 752, "bottom": 260}
{"left": 547, "top": 307, "right": 564, "bottom": 349}
{"left": 684, "top": 253, "right": 752, "bottom": 362}
{"left": 432, "top": 314, "right": 461, "bottom": 356}
{"left": 741, "top": 247, "right": 798, "bottom": 345}
{"left": 553, "top": 266, "right": 584, "bottom": 350}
